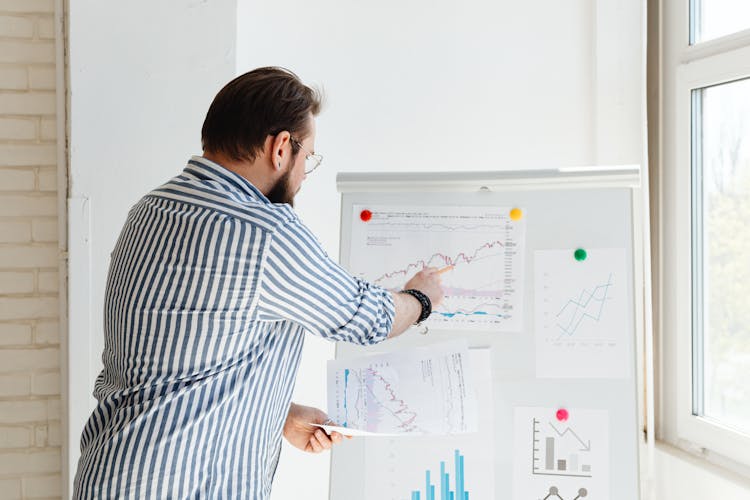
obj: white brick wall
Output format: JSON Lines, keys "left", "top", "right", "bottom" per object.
{"left": 0, "top": 0, "right": 62, "bottom": 498}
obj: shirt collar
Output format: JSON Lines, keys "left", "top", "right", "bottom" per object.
{"left": 185, "top": 155, "right": 271, "bottom": 204}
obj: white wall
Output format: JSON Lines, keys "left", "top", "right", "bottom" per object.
{"left": 235, "top": 1, "right": 643, "bottom": 498}
{"left": 66, "top": 0, "right": 237, "bottom": 494}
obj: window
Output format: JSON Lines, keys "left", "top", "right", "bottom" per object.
{"left": 692, "top": 78, "right": 750, "bottom": 436}
{"left": 690, "top": 0, "right": 750, "bottom": 43}
{"left": 660, "top": 0, "right": 750, "bottom": 471}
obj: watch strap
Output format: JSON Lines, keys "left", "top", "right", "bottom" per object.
{"left": 400, "top": 289, "right": 432, "bottom": 324}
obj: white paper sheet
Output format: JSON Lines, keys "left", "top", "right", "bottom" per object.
{"left": 534, "top": 248, "right": 631, "bottom": 378}
{"left": 327, "top": 340, "right": 477, "bottom": 435}
{"left": 349, "top": 204, "right": 526, "bottom": 332}
{"left": 513, "top": 407, "right": 610, "bottom": 500}
{"left": 312, "top": 424, "right": 402, "bottom": 437}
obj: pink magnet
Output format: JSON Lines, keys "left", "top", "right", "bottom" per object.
{"left": 556, "top": 408, "right": 569, "bottom": 422}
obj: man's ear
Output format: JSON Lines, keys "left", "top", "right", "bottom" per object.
{"left": 269, "top": 131, "right": 292, "bottom": 170}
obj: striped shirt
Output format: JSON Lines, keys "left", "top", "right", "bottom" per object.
{"left": 74, "top": 156, "right": 395, "bottom": 499}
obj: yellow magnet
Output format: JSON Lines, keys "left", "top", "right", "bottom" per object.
{"left": 510, "top": 208, "right": 523, "bottom": 221}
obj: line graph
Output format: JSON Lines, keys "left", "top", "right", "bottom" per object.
{"left": 534, "top": 248, "right": 630, "bottom": 379}
{"left": 343, "top": 365, "right": 422, "bottom": 433}
{"left": 371, "top": 240, "right": 508, "bottom": 286}
{"left": 328, "top": 341, "right": 476, "bottom": 435}
{"left": 349, "top": 205, "right": 525, "bottom": 332}
{"left": 555, "top": 274, "right": 614, "bottom": 339}
{"left": 548, "top": 422, "right": 591, "bottom": 452}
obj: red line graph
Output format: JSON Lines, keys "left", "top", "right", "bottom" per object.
{"left": 373, "top": 240, "right": 507, "bottom": 285}
{"left": 359, "top": 367, "right": 420, "bottom": 431}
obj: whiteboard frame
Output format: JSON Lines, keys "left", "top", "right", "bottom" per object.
{"left": 336, "top": 166, "right": 641, "bottom": 193}
{"left": 332, "top": 165, "right": 652, "bottom": 500}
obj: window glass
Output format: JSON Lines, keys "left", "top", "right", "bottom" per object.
{"left": 693, "top": 77, "right": 750, "bottom": 434}
{"left": 692, "top": 0, "right": 750, "bottom": 43}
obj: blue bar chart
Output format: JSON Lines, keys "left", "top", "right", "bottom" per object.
{"left": 410, "top": 450, "right": 469, "bottom": 500}
{"left": 362, "top": 349, "right": 495, "bottom": 500}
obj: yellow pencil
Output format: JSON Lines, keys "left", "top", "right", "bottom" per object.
{"left": 436, "top": 265, "right": 454, "bottom": 275}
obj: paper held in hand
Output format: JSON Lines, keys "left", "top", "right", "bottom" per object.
{"left": 326, "top": 340, "right": 479, "bottom": 436}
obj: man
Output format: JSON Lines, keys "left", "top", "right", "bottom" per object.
{"left": 74, "top": 67, "right": 444, "bottom": 499}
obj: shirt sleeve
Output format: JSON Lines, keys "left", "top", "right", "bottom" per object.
{"left": 256, "top": 218, "right": 395, "bottom": 345}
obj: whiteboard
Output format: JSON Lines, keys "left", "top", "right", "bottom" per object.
{"left": 329, "top": 167, "right": 646, "bottom": 500}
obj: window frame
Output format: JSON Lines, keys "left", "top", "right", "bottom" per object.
{"left": 660, "top": 0, "right": 750, "bottom": 471}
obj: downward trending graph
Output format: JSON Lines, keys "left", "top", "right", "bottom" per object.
{"left": 349, "top": 205, "right": 525, "bottom": 332}
{"left": 328, "top": 341, "right": 477, "bottom": 435}
{"left": 513, "top": 407, "right": 609, "bottom": 500}
{"left": 340, "top": 364, "right": 421, "bottom": 433}
{"left": 534, "top": 249, "right": 630, "bottom": 379}
{"left": 532, "top": 418, "right": 594, "bottom": 478}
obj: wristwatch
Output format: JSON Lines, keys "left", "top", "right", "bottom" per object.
{"left": 400, "top": 289, "right": 432, "bottom": 324}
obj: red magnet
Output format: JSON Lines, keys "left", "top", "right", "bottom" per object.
{"left": 360, "top": 209, "right": 372, "bottom": 222}
{"left": 556, "top": 408, "right": 569, "bottom": 422}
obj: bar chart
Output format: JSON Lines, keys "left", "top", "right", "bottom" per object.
{"left": 362, "top": 349, "right": 495, "bottom": 500}
{"left": 410, "top": 450, "right": 469, "bottom": 500}
{"left": 513, "top": 407, "right": 609, "bottom": 500}
{"left": 533, "top": 418, "right": 592, "bottom": 478}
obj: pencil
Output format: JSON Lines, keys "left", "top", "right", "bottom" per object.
{"left": 436, "top": 265, "right": 454, "bottom": 275}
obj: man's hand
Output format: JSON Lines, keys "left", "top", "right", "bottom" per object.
{"left": 403, "top": 267, "right": 445, "bottom": 308}
{"left": 388, "top": 267, "right": 447, "bottom": 338}
{"left": 283, "top": 402, "right": 348, "bottom": 453}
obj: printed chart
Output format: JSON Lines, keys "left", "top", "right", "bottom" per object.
{"left": 327, "top": 341, "right": 477, "bottom": 434}
{"left": 534, "top": 248, "right": 630, "bottom": 378}
{"left": 349, "top": 205, "right": 525, "bottom": 332}
{"left": 409, "top": 449, "right": 469, "bottom": 500}
{"left": 364, "top": 349, "right": 495, "bottom": 500}
{"left": 513, "top": 407, "right": 609, "bottom": 500}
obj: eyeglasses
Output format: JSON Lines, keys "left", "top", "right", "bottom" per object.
{"left": 291, "top": 139, "right": 323, "bottom": 174}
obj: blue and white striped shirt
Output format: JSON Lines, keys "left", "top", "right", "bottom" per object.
{"left": 74, "top": 156, "right": 395, "bottom": 499}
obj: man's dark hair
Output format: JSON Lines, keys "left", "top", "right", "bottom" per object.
{"left": 201, "top": 67, "right": 322, "bottom": 162}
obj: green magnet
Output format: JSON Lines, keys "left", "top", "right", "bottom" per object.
{"left": 574, "top": 248, "right": 587, "bottom": 261}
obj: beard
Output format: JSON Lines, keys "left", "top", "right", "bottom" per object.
{"left": 266, "top": 168, "right": 296, "bottom": 206}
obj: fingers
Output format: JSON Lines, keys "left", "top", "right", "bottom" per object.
{"left": 410, "top": 267, "right": 446, "bottom": 307}
{"left": 421, "top": 266, "right": 449, "bottom": 278}
{"left": 307, "top": 428, "right": 348, "bottom": 453}
{"left": 329, "top": 431, "right": 344, "bottom": 444}
{"left": 307, "top": 433, "right": 323, "bottom": 453}
{"left": 308, "top": 429, "right": 334, "bottom": 453}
